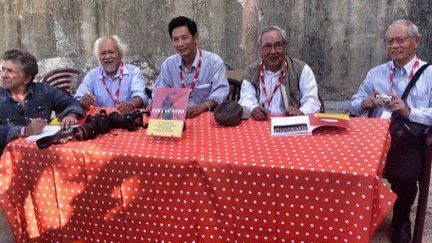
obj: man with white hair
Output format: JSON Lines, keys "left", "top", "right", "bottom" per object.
{"left": 238, "top": 26, "right": 321, "bottom": 120}
{"left": 75, "top": 35, "right": 149, "bottom": 114}
{"left": 349, "top": 19, "right": 432, "bottom": 242}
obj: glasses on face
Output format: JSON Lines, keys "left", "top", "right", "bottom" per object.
{"left": 385, "top": 36, "right": 412, "bottom": 46}
{"left": 261, "top": 42, "right": 286, "bottom": 52}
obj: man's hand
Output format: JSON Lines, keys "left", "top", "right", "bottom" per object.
{"left": 117, "top": 101, "right": 135, "bottom": 114}
{"left": 388, "top": 95, "right": 410, "bottom": 117}
{"left": 24, "top": 118, "right": 47, "bottom": 136}
{"left": 61, "top": 113, "right": 78, "bottom": 130}
{"left": 361, "top": 91, "right": 382, "bottom": 110}
{"left": 285, "top": 106, "right": 304, "bottom": 116}
{"left": 186, "top": 104, "right": 207, "bottom": 118}
{"left": 251, "top": 106, "right": 269, "bottom": 121}
{"left": 80, "top": 93, "right": 96, "bottom": 109}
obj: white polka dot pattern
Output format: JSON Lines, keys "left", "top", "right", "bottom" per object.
{"left": 0, "top": 112, "right": 396, "bottom": 242}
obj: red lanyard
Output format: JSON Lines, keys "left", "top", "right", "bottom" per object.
{"left": 100, "top": 62, "right": 124, "bottom": 104}
{"left": 389, "top": 58, "right": 419, "bottom": 95}
{"left": 179, "top": 49, "right": 202, "bottom": 90}
{"left": 259, "top": 60, "right": 288, "bottom": 107}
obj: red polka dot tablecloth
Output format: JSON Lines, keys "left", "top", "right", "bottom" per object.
{"left": 0, "top": 112, "right": 395, "bottom": 242}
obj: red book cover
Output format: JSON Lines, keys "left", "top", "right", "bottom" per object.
{"left": 150, "top": 88, "right": 190, "bottom": 120}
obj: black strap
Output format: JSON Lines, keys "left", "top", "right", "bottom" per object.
{"left": 401, "top": 63, "right": 430, "bottom": 100}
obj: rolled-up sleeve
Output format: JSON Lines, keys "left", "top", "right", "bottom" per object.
{"left": 74, "top": 71, "right": 96, "bottom": 101}
{"left": 130, "top": 67, "right": 149, "bottom": 106}
{"left": 238, "top": 80, "right": 259, "bottom": 114}
{"left": 349, "top": 71, "right": 374, "bottom": 117}
{"left": 207, "top": 61, "right": 229, "bottom": 104}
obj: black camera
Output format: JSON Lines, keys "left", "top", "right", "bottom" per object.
{"left": 73, "top": 110, "right": 111, "bottom": 141}
{"left": 108, "top": 110, "right": 144, "bottom": 131}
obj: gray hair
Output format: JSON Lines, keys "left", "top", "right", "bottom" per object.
{"left": 93, "top": 35, "right": 128, "bottom": 58}
{"left": 386, "top": 19, "right": 420, "bottom": 38}
{"left": 257, "top": 26, "right": 288, "bottom": 46}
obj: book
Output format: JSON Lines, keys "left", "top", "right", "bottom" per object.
{"left": 271, "top": 113, "right": 350, "bottom": 136}
{"left": 147, "top": 88, "right": 190, "bottom": 137}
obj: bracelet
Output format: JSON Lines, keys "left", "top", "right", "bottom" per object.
{"left": 129, "top": 102, "right": 136, "bottom": 109}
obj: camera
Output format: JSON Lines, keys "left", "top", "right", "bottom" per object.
{"left": 72, "top": 110, "right": 147, "bottom": 141}
{"left": 375, "top": 94, "right": 392, "bottom": 104}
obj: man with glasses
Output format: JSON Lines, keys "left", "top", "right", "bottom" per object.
{"left": 238, "top": 26, "right": 321, "bottom": 120}
{"left": 349, "top": 19, "right": 432, "bottom": 243}
{"left": 75, "top": 35, "right": 149, "bottom": 114}
{"left": 153, "top": 16, "right": 229, "bottom": 118}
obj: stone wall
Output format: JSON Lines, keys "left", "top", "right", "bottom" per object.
{"left": 1, "top": 0, "right": 431, "bottom": 100}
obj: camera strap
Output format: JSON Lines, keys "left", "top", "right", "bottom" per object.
{"left": 401, "top": 63, "right": 430, "bottom": 100}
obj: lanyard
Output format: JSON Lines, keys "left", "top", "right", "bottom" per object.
{"left": 389, "top": 58, "right": 419, "bottom": 95}
{"left": 100, "top": 62, "right": 124, "bottom": 104}
{"left": 179, "top": 49, "right": 202, "bottom": 90}
{"left": 259, "top": 59, "right": 288, "bottom": 107}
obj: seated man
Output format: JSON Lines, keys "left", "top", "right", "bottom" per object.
{"left": 238, "top": 26, "right": 321, "bottom": 120}
{"left": 75, "top": 35, "right": 149, "bottom": 114}
{"left": 0, "top": 49, "right": 84, "bottom": 155}
{"left": 349, "top": 20, "right": 432, "bottom": 243}
{"left": 153, "top": 16, "right": 229, "bottom": 118}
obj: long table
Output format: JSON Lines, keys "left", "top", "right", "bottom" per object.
{"left": 0, "top": 113, "right": 395, "bottom": 242}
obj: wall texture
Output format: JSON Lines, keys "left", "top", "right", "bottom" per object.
{"left": 1, "top": 0, "right": 431, "bottom": 100}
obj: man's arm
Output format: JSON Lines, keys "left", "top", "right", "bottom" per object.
{"left": 50, "top": 84, "right": 85, "bottom": 120}
{"left": 348, "top": 71, "right": 378, "bottom": 116}
{"left": 297, "top": 64, "right": 321, "bottom": 114}
{"left": 152, "top": 61, "right": 174, "bottom": 99}
{"left": 75, "top": 71, "right": 96, "bottom": 108}
{"left": 206, "top": 61, "right": 229, "bottom": 105}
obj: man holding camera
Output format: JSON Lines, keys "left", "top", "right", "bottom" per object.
{"left": 238, "top": 26, "right": 321, "bottom": 120}
{"left": 349, "top": 20, "right": 432, "bottom": 243}
{"left": 153, "top": 16, "right": 229, "bottom": 118}
{"left": 75, "top": 35, "right": 149, "bottom": 114}
{"left": 0, "top": 49, "right": 84, "bottom": 155}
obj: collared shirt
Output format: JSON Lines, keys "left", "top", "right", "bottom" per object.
{"left": 349, "top": 56, "right": 432, "bottom": 125}
{"left": 75, "top": 63, "right": 149, "bottom": 107}
{"left": 0, "top": 82, "right": 84, "bottom": 153}
{"left": 238, "top": 63, "right": 320, "bottom": 115}
{"left": 153, "top": 49, "right": 229, "bottom": 106}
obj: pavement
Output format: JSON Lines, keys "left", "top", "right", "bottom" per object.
{"left": 0, "top": 101, "right": 431, "bottom": 242}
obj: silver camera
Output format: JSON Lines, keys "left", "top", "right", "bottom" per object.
{"left": 375, "top": 94, "right": 392, "bottom": 104}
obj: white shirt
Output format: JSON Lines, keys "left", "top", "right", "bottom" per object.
{"left": 349, "top": 56, "right": 432, "bottom": 126}
{"left": 238, "top": 64, "right": 321, "bottom": 115}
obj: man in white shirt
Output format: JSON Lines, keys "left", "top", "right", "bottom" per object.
{"left": 349, "top": 19, "right": 432, "bottom": 243}
{"left": 238, "top": 26, "right": 321, "bottom": 120}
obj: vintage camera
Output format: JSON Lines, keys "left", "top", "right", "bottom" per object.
{"left": 73, "top": 110, "right": 111, "bottom": 141}
{"left": 375, "top": 94, "right": 392, "bottom": 104}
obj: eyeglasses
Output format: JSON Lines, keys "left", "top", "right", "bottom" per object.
{"left": 385, "top": 36, "right": 413, "bottom": 46}
{"left": 261, "top": 42, "right": 286, "bottom": 52}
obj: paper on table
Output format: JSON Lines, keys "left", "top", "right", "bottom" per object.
{"left": 25, "top": 125, "right": 61, "bottom": 141}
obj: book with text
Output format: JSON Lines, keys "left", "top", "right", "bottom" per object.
{"left": 147, "top": 88, "right": 190, "bottom": 137}
{"left": 271, "top": 113, "right": 350, "bottom": 136}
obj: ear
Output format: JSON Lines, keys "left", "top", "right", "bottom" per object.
{"left": 193, "top": 32, "right": 200, "bottom": 44}
{"left": 414, "top": 35, "right": 420, "bottom": 47}
{"left": 24, "top": 74, "right": 33, "bottom": 84}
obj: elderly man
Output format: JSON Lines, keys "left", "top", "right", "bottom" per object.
{"left": 75, "top": 35, "right": 149, "bottom": 114}
{"left": 153, "top": 16, "right": 229, "bottom": 118}
{"left": 0, "top": 49, "right": 84, "bottom": 155}
{"left": 238, "top": 26, "right": 321, "bottom": 120}
{"left": 349, "top": 20, "right": 432, "bottom": 243}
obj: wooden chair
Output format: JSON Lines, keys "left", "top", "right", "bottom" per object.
{"left": 226, "top": 69, "right": 244, "bottom": 102}
{"left": 40, "top": 68, "right": 85, "bottom": 96}
{"left": 413, "top": 130, "right": 432, "bottom": 242}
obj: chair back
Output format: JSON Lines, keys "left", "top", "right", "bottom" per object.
{"left": 40, "top": 68, "right": 85, "bottom": 96}
{"left": 226, "top": 69, "right": 243, "bottom": 102}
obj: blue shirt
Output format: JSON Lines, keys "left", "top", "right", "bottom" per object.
{"left": 349, "top": 56, "right": 432, "bottom": 126}
{"left": 75, "top": 63, "right": 149, "bottom": 107}
{"left": 153, "top": 49, "right": 229, "bottom": 106}
{"left": 0, "top": 82, "right": 84, "bottom": 154}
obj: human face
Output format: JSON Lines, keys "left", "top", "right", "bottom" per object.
{"left": 259, "top": 30, "right": 287, "bottom": 72}
{"left": 0, "top": 60, "right": 31, "bottom": 92}
{"left": 171, "top": 26, "right": 198, "bottom": 62}
{"left": 385, "top": 24, "right": 419, "bottom": 68}
{"left": 98, "top": 38, "right": 122, "bottom": 77}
